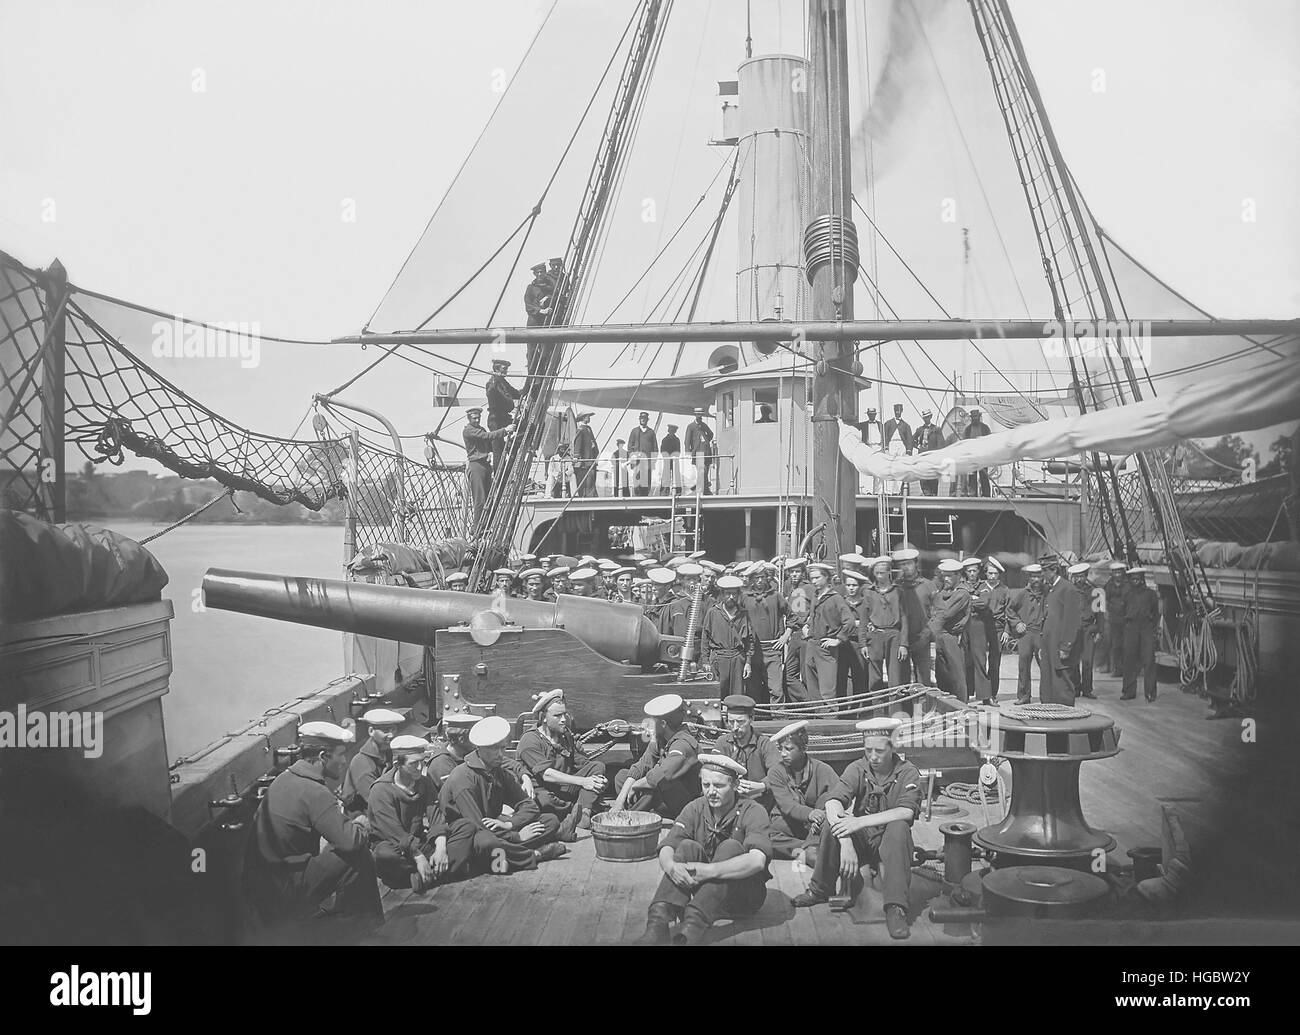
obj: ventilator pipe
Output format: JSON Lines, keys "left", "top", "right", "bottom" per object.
{"left": 941, "top": 822, "right": 978, "bottom": 884}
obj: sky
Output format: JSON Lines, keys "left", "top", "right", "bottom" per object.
{"left": 2, "top": 0, "right": 1296, "bottom": 473}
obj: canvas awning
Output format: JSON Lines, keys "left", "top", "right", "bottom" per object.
{"left": 552, "top": 369, "right": 720, "bottom": 415}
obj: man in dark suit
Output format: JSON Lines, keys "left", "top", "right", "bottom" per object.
{"left": 573, "top": 411, "right": 598, "bottom": 497}
{"left": 627, "top": 412, "right": 658, "bottom": 496}
{"left": 962, "top": 408, "right": 992, "bottom": 497}
{"left": 913, "top": 409, "right": 945, "bottom": 496}
{"left": 684, "top": 409, "right": 715, "bottom": 495}
{"left": 660, "top": 422, "right": 682, "bottom": 495}
{"left": 1041, "top": 554, "right": 1082, "bottom": 704}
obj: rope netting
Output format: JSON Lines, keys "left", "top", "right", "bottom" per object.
{"left": 1, "top": 253, "right": 466, "bottom": 553}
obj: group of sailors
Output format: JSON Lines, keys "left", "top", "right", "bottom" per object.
{"left": 461, "top": 546, "right": 1162, "bottom": 708}
{"left": 240, "top": 687, "right": 926, "bottom": 943}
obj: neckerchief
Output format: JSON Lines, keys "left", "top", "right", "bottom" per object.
{"left": 701, "top": 801, "right": 742, "bottom": 856}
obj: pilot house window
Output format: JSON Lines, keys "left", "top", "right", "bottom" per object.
{"left": 721, "top": 391, "right": 735, "bottom": 429}
{"left": 753, "top": 388, "right": 777, "bottom": 424}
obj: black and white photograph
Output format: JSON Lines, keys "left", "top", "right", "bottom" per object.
{"left": 1, "top": 0, "right": 1297, "bottom": 992}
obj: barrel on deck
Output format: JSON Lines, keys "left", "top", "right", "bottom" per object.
{"left": 589, "top": 811, "right": 662, "bottom": 862}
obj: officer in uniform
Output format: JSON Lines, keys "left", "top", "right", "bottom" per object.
{"left": 913, "top": 409, "right": 945, "bottom": 496}
{"left": 793, "top": 716, "right": 922, "bottom": 940}
{"left": 931, "top": 559, "right": 972, "bottom": 701}
{"left": 627, "top": 411, "right": 658, "bottom": 496}
{"left": 894, "top": 548, "right": 937, "bottom": 685}
{"left": 1102, "top": 560, "right": 1129, "bottom": 673}
{"left": 515, "top": 689, "right": 608, "bottom": 841}
{"left": 341, "top": 708, "right": 405, "bottom": 814}
{"left": 802, "top": 562, "right": 856, "bottom": 701}
{"left": 882, "top": 404, "right": 914, "bottom": 494}
{"left": 713, "top": 694, "right": 780, "bottom": 810}
{"left": 1122, "top": 567, "right": 1161, "bottom": 701}
{"left": 462, "top": 407, "right": 512, "bottom": 525}
{"left": 1068, "top": 561, "right": 1099, "bottom": 699}
{"left": 573, "top": 411, "right": 599, "bottom": 497}
{"left": 485, "top": 358, "right": 521, "bottom": 471}
{"left": 1042, "top": 554, "right": 1082, "bottom": 705}
{"left": 242, "top": 721, "right": 383, "bottom": 927}
{"left": 439, "top": 715, "right": 563, "bottom": 853}
{"left": 743, "top": 561, "right": 787, "bottom": 704}
{"left": 637, "top": 753, "right": 773, "bottom": 945}
{"left": 612, "top": 693, "right": 700, "bottom": 820}
{"left": 701, "top": 575, "right": 755, "bottom": 695}
{"left": 765, "top": 720, "right": 837, "bottom": 861}
{"left": 984, "top": 557, "right": 1009, "bottom": 700}
{"left": 684, "top": 408, "right": 715, "bottom": 495}
{"left": 837, "top": 567, "right": 870, "bottom": 697}
{"left": 862, "top": 556, "right": 910, "bottom": 690}
{"left": 1005, "top": 564, "right": 1048, "bottom": 704}
{"left": 962, "top": 556, "right": 997, "bottom": 705}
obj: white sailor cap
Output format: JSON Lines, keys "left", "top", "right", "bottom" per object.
{"left": 665, "top": 556, "right": 687, "bottom": 569}
{"left": 870, "top": 555, "right": 893, "bottom": 569}
{"left": 701, "top": 560, "right": 725, "bottom": 574}
{"left": 937, "top": 559, "right": 964, "bottom": 573}
{"left": 580, "top": 555, "right": 598, "bottom": 565}
{"left": 298, "top": 721, "right": 355, "bottom": 745}
{"left": 962, "top": 556, "right": 984, "bottom": 568}
{"left": 734, "top": 561, "right": 754, "bottom": 577}
{"left": 784, "top": 557, "right": 808, "bottom": 570}
{"left": 628, "top": 553, "right": 649, "bottom": 562}
{"left": 519, "top": 567, "right": 545, "bottom": 580}
{"left": 698, "top": 753, "right": 748, "bottom": 777}
{"left": 807, "top": 561, "right": 834, "bottom": 574}
{"left": 599, "top": 559, "right": 621, "bottom": 571}
{"left": 633, "top": 577, "right": 650, "bottom": 586}
{"left": 442, "top": 712, "right": 479, "bottom": 731}
{"left": 838, "top": 552, "right": 865, "bottom": 566}
{"left": 1108, "top": 560, "right": 1128, "bottom": 571}
{"left": 892, "top": 548, "right": 920, "bottom": 561}
{"left": 468, "top": 715, "right": 512, "bottom": 748}
{"left": 638, "top": 558, "right": 659, "bottom": 569}
{"left": 362, "top": 708, "right": 406, "bottom": 726}
{"left": 493, "top": 567, "right": 517, "bottom": 579}
{"left": 715, "top": 575, "right": 744, "bottom": 590}
{"left": 644, "top": 693, "right": 684, "bottom": 718}
{"left": 531, "top": 688, "right": 565, "bottom": 714}
{"left": 1127, "top": 566, "right": 1147, "bottom": 575}
{"left": 1067, "top": 562, "right": 1092, "bottom": 576}
{"left": 390, "top": 735, "right": 431, "bottom": 753}
{"left": 688, "top": 550, "right": 707, "bottom": 560}
{"left": 648, "top": 567, "right": 677, "bottom": 585}
{"left": 612, "top": 566, "right": 636, "bottom": 578}
{"left": 856, "top": 716, "right": 903, "bottom": 739}
{"left": 519, "top": 553, "right": 539, "bottom": 563}
{"left": 840, "top": 568, "right": 868, "bottom": 583}
{"left": 569, "top": 567, "right": 597, "bottom": 581}
{"left": 985, "top": 557, "right": 1005, "bottom": 573}
{"left": 1023, "top": 563, "right": 1043, "bottom": 574}
{"left": 773, "top": 720, "right": 809, "bottom": 744}
{"left": 676, "top": 562, "right": 704, "bottom": 576}
{"left": 445, "top": 572, "right": 469, "bottom": 584}
{"left": 547, "top": 565, "right": 571, "bottom": 578}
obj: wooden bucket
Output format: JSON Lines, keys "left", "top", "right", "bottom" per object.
{"left": 590, "top": 810, "right": 662, "bottom": 863}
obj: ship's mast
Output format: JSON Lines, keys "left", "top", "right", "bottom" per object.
{"left": 807, "top": 0, "right": 859, "bottom": 557}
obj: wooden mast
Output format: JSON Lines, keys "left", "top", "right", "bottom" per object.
{"left": 807, "top": 0, "right": 858, "bottom": 557}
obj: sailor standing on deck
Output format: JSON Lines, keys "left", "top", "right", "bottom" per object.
{"left": 660, "top": 422, "right": 682, "bottom": 495}
{"left": 1102, "top": 560, "right": 1129, "bottom": 674}
{"left": 713, "top": 694, "right": 780, "bottom": 810}
{"left": 793, "top": 716, "right": 922, "bottom": 940}
{"left": 485, "top": 358, "right": 521, "bottom": 471}
{"left": 962, "top": 556, "right": 996, "bottom": 705}
{"left": 1068, "top": 562, "right": 1100, "bottom": 699}
{"left": 701, "top": 576, "right": 754, "bottom": 696}
{"left": 913, "top": 409, "right": 944, "bottom": 496}
{"left": 765, "top": 721, "right": 836, "bottom": 861}
{"left": 1006, "top": 564, "right": 1047, "bottom": 704}
{"left": 931, "top": 559, "right": 972, "bottom": 701}
{"left": 962, "top": 408, "right": 993, "bottom": 497}
{"left": 862, "top": 555, "right": 909, "bottom": 690}
{"left": 802, "top": 562, "right": 856, "bottom": 702}
{"left": 515, "top": 689, "right": 607, "bottom": 842}
{"left": 1042, "top": 555, "right": 1082, "bottom": 705}
{"left": 341, "top": 709, "right": 405, "bottom": 814}
{"left": 612, "top": 693, "right": 701, "bottom": 820}
{"left": 463, "top": 407, "right": 513, "bottom": 525}
{"left": 627, "top": 412, "right": 658, "bottom": 496}
{"left": 894, "top": 548, "right": 937, "bottom": 685}
{"left": 242, "top": 722, "right": 382, "bottom": 927}
{"left": 983, "top": 558, "right": 1009, "bottom": 701}
{"left": 743, "top": 561, "right": 788, "bottom": 705}
{"left": 684, "top": 408, "right": 715, "bottom": 495}
{"left": 837, "top": 566, "right": 870, "bottom": 697}
{"left": 636, "top": 753, "right": 774, "bottom": 946}
{"left": 1122, "top": 567, "right": 1161, "bottom": 702}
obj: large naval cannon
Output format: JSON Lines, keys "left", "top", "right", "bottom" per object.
{"left": 202, "top": 569, "right": 699, "bottom": 726}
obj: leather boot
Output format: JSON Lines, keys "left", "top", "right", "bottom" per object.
{"left": 671, "top": 905, "right": 711, "bottom": 945}
{"left": 558, "top": 804, "right": 580, "bottom": 843}
{"left": 885, "top": 904, "right": 911, "bottom": 940}
{"left": 637, "top": 902, "right": 675, "bottom": 945}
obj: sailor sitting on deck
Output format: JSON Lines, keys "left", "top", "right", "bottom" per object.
{"left": 515, "top": 689, "right": 608, "bottom": 842}
{"left": 368, "top": 735, "right": 454, "bottom": 892}
{"left": 637, "top": 753, "right": 774, "bottom": 946}
{"left": 341, "top": 709, "right": 405, "bottom": 814}
{"left": 793, "top": 716, "right": 922, "bottom": 941}
{"left": 242, "top": 721, "right": 383, "bottom": 929}
{"left": 764, "top": 720, "right": 836, "bottom": 861}
{"left": 712, "top": 693, "right": 779, "bottom": 810}
{"left": 612, "top": 693, "right": 700, "bottom": 820}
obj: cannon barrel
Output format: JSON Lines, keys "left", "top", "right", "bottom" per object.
{"left": 201, "top": 569, "right": 667, "bottom": 667}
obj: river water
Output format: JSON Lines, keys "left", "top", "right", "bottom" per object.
{"left": 108, "top": 522, "right": 348, "bottom": 759}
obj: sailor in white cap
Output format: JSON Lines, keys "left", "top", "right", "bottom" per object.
{"left": 518, "top": 567, "right": 547, "bottom": 601}
{"left": 567, "top": 567, "right": 598, "bottom": 597}
{"left": 342, "top": 708, "right": 407, "bottom": 813}
{"left": 793, "top": 716, "right": 921, "bottom": 940}
{"left": 243, "top": 720, "right": 383, "bottom": 925}
{"left": 765, "top": 720, "right": 837, "bottom": 860}
{"left": 427, "top": 712, "right": 537, "bottom": 801}
{"left": 778, "top": 559, "right": 812, "bottom": 703}
{"left": 611, "top": 566, "right": 637, "bottom": 604}
{"left": 913, "top": 408, "right": 944, "bottom": 495}
{"left": 612, "top": 694, "right": 700, "bottom": 820}
{"left": 930, "top": 559, "right": 972, "bottom": 701}
{"left": 1101, "top": 560, "right": 1130, "bottom": 675}
{"left": 1122, "top": 566, "right": 1160, "bottom": 702}
{"left": 802, "top": 561, "right": 856, "bottom": 702}
{"left": 961, "top": 557, "right": 996, "bottom": 705}
{"left": 714, "top": 694, "right": 779, "bottom": 808}
{"left": 742, "top": 560, "right": 788, "bottom": 705}
{"left": 515, "top": 689, "right": 608, "bottom": 841}
{"left": 652, "top": 567, "right": 693, "bottom": 642}
{"left": 445, "top": 571, "right": 469, "bottom": 591}
{"left": 492, "top": 567, "right": 517, "bottom": 596}
{"left": 546, "top": 565, "right": 571, "bottom": 598}
{"left": 1039, "top": 553, "right": 1083, "bottom": 706}
{"left": 637, "top": 753, "right": 773, "bottom": 945}
{"left": 368, "top": 734, "right": 455, "bottom": 892}
{"left": 981, "top": 556, "right": 1010, "bottom": 702}
{"left": 893, "top": 547, "right": 938, "bottom": 686}
{"left": 439, "top": 716, "right": 565, "bottom": 861}
{"left": 1064, "top": 562, "right": 1099, "bottom": 699}
{"left": 1005, "top": 564, "right": 1048, "bottom": 705}
{"left": 837, "top": 567, "right": 870, "bottom": 697}
{"left": 463, "top": 405, "right": 514, "bottom": 523}
{"left": 862, "top": 555, "right": 909, "bottom": 690}
{"left": 701, "top": 576, "right": 755, "bottom": 696}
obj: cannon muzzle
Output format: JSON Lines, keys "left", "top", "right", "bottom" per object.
{"left": 201, "top": 569, "right": 671, "bottom": 667}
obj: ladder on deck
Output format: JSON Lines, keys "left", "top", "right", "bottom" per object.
{"left": 669, "top": 487, "right": 702, "bottom": 556}
{"left": 878, "top": 489, "right": 910, "bottom": 554}
{"left": 925, "top": 513, "right": 956, "bottom": 547}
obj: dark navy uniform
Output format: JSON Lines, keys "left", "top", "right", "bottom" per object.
{"left": 713, "top": 727, "right": 780, "bottom": 811}
{"left": 701, "top": 603, "right": 755, "bottom": 696}
{"left": 366, "top": 769, "right": 486, "bottom": 889}
{"left": 803, "top": 587, "right": 855, "bottom": 701}
{"left": 243, "top": 760, "right": 382, "bottom": 924}
{"left": 1104, "top": 576, "right": 1129, "bottom": 673}
{"left": 515, "top": 725, "right": 606, "bottom": 816}
{"left": 340, "top": 736, "right": 389, "bottom": 814}
{"left": 1007, "top": 586, "right": 1049, "bottom": 704}
{"left": 1123, "top": 583, "right": 1161, "bottom": 701}
{"left": 439, "top": 751, "right": 560, "bottom": 850}
{"left": 1043, "top": 574, "right": 1082, "bottom": 704}
{"left": 862, "top": 583, "right": 910, "bottom": 689}
{"left": 766, "top": 756, "right": 836, "bottom": 859}
{"left": 743, "top": 587, "right": 788, "bottom": 704}
{"left": 964, "top": 580, "right": 996, "bottom": 703}
{"left": 485, "top": 371, "right": 521, "bottom": 470}
{"left": 930, "top": 585, "right": 972, "bottom": 701}
{"left": 897, "top": 575, "right": 937, "bottom": 684}
{"left": 614, "top": 725, "right": 700, "bottom": 820}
